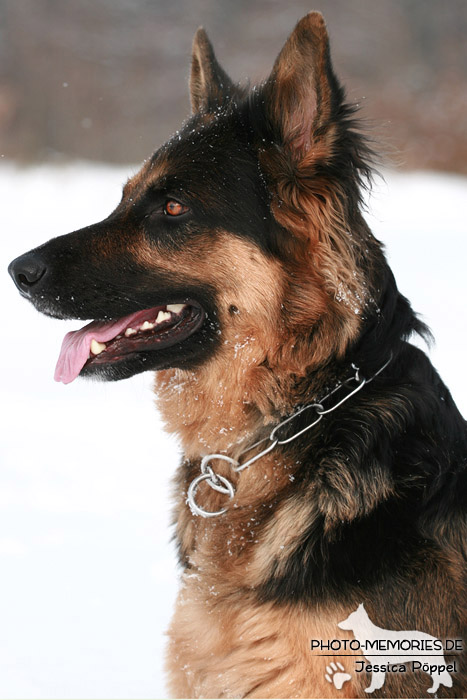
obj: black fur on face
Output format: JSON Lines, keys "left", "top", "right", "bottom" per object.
{"left": 7, "top": 104, "right": 283, "bottom": 381}
{"left": 8, "top": 14, "right": 389, "bottom": 384}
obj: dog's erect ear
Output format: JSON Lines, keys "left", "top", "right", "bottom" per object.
{"left": 190, "top": 27, "right": 235, "bottom": 113}
{"left": 264, "top": 12, "right": 340, "bottom": 157}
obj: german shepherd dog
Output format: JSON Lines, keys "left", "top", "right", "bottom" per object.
{"left": 8, "top": 12, "right": 467, "bottom": 699}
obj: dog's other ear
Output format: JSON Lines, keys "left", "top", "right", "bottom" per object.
{"left": 264, "top": 12, "right": 341, "bottom": 158}
{"left": 190, "top": 27, "right": 235, "bottom": 113}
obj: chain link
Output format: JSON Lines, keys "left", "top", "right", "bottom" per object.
{"left": 186, "top": 353, "right": 393, "bottom": 517}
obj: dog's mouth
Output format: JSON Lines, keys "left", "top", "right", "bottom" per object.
{"left": 54, "top": 302, "right": 205, "bottom": 384}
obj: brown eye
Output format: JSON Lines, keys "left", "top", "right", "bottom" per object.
{"left": 165, "top": 200, "right": 189, "bottom": 217}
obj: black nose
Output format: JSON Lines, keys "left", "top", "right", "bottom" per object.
{"left": 8, "top": 251, "right": 48, "bottom": 294}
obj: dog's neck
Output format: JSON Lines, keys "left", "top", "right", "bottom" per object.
{"left": 155, "top": 364, "right": 269, "bottom": 459}
{"left": 154, "top": 350, "right": 357, "bottom": 459}
{"left": 153, "top": 265, "right": 409, "bottom": 460}
{"left": 153, "top": 275, "right": 410, "bottom": 460}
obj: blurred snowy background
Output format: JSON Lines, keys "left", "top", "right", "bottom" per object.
{"left": 1, "top": 1, "right": 466, "bottom": 698}
{"left": 1, "top": 0, "right": 467, "bottom": 172}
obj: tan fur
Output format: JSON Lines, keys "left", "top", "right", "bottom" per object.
{"left": 247, "top": 492, "right": 321, "bottom": 583}
{"left": 133, "top": 229, "right": 364, "bottom": 457}
{"left": 172, "top": 449, "right": 299, "bottom": 572}
{"left": 165, "top": 443, "right": 366, "bottom": 698}
{"left": 166, "top": 579, "right": 362, "bottom": 698}
{"left": 136, "top": 232, "right": 286, "bottom": 456}
{"left": 123, "top": 156, "right": 168, "bottom": 196}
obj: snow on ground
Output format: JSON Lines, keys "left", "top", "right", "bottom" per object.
{"left": 0, "top": 162, "right": 466, "bottom": 699}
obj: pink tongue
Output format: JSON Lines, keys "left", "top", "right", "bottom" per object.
{"left": 54, "top": 308, "right": 161, "bottom": 384}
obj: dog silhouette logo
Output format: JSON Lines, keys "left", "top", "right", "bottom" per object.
{"left": 337, "top": 604, "right": 453, "bottom": 694}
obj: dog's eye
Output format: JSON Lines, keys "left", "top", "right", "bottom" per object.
{"left": 164, "top": 200, "right": 189, "bottom": 217}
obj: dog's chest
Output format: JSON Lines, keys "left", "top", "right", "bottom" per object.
{"left": 166, "top": 475, "right": 364, "bottom": 698}
{"left": 165, "top": 570, "right": 361, "bottom": 698}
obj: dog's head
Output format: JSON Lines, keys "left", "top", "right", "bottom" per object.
{"left": 9, "top": 13, "right": 384, "bottom": 403}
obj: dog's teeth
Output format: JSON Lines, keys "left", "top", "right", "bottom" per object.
{"left": 90, "top": 339, "right": 106, "bottom": 355}
{"left": 124, "top": 327, "right": 137, "bottom": 337}
{"left": 156, "top": 310, "right": 172, "bottom": 324}
{"left": 141, "top": 321, "right": 156, "bottom": 331}
{"left": 167, "top": 304, "right": 185, "bottom": 314}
